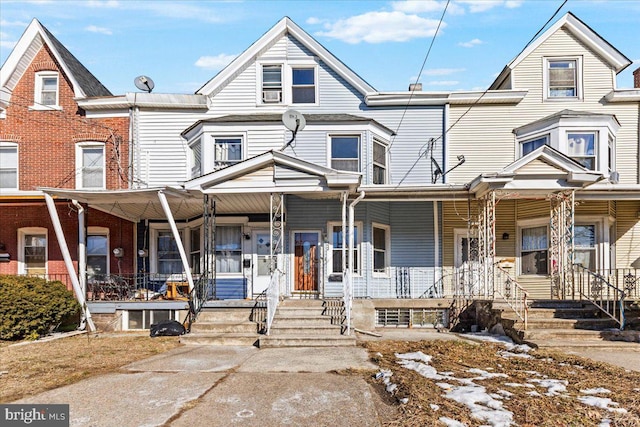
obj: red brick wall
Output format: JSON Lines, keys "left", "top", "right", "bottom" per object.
{"left": 0, "top": 202, "right": 136, "bottom": 283}
{"left": 0, "top": 44, "right": 129, "bottom": 190}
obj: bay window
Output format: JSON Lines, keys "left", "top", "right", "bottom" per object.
{"left": 331, "top": 136, "right": 359, "bottom": 172}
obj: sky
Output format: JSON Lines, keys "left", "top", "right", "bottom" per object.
{"left": 1, "top": 0, "right": 639, "bottom": 95}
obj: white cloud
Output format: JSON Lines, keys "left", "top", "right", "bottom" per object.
{"left": 306, "top": 17, "right": 322, "bottom": 25}
{"left": 455, "top": 0, "right": 523, "bottom": 13}
{"left": 316, "top": 11, "right": 445, "bottom": 44}
{"left": 194, "top": 53, "right": 237, "bottom": 70}
{"left": 0, "top": 19, "right": 30, "bottom": 27}
{"left": 85, "top": 25, "right": 112, "bottom": 35}
{"left": 424, "top": 67, "right": 466, "bottom": 76}
{"left": 459, "top": 38, "right": 483, "bottom": 48}
{"left": 393, "top": 0, "right": 465, "bottom": 15}
{"left": 85, "top": 0, "right": 120, "bottom": 7}
{"left": 428, "top": 80, "right": 459, "bottom": 86}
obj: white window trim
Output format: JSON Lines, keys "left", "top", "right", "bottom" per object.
{"left": 566, "top": 130, "right": 597, "bottom": 170}
{"left": 519, "top": 134, "right": 550, "bottom": 157}
{"left": 372, "top": 138, "right": 389, "bottom": 185}
{"left": 17, "top": 227, "right": 47, "bottom": 275}
{"left": 214, "top": 224, "right": 244, "bottom": 276}
{"left": 517, "top": 219, "right": 549, "bottom": 276}
{"left": 255, "top": 61, "right": 319, "bottom": 106}
{"left": 327, "top": 134, "right": 361, "bottom": 172}
{"left": 149, "top": 225, "right": 186, "bottom": 275}
{"left": 327, "top": 221, "right": 363, "bottom": 277}
{"left": 122, "top": 309, "right": 180, "bottom": 330}
{"left": 372, "top": 223, "right": 391, "bottom": 278}
{"left": 574, "top": 216, "right": 609, "bottom": 271}
{"left": 188, "top": 135, "right": 203, "bottom": 179}
{"left": 75, "top": 141, "right": 106, "bottom": 189}
{"left": 87, "top": 226, "right": 110, "bottom": 276}
{"left": 0, "top": 142, "right": 18, "bottom": 190}
{"left": 31, "top": 71, "right": 62, "bottom": 110}
{"left": 543, "top": 56, "right": 583, "bottom": 101}
{"left": 212, "top": 135, "right": 244, "bottom": 170}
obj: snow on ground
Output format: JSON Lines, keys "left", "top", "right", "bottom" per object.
{"left": 384, "top": 335, "right": 630, "bottom": 426}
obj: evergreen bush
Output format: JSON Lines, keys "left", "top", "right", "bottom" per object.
{"left": 0, "top": 275, "right": 80, "bottom": 340}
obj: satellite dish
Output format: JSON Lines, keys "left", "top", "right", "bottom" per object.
{"left": 134, "top": 75, "right": 155, "bottom": 93}
{"left": 281, "top": 110, "right": 306, "bottom": 151}
{"left": 282, "top": 110, "right": 306, "bottom": 132}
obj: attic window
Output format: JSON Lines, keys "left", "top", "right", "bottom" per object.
{"left": 545, "top": 58, "right": 581, "bottom": 100}
{"left": 292, "top": 68, "right": 315, "bottom": 103}
{"left": 33, "top": 71, "right": 60, "bottom": 109}
{"left": 262, "top": 65, "right": 282, "bottom": 103}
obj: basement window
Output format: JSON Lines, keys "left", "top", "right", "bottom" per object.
{"left": 376, "top": 308, "right": 448, "bottom": 328}
{"left": 125, "top": 310, "right": 180, "bottom": 330}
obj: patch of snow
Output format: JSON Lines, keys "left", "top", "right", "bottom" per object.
{"left": 500, "top": 351, "right": 533, "bottom": 359}
{"left": 395, "top": 351, "right": 432, "bottom": 364}
{"left": 580, "top": 388, "right": 611, "bottom": 395}
{"left": 468, "top": 368, "right": 509, "bottom": 380}
{"left": 443, "top": 384, "right": 514, "bottom": 426}
{"left": 399, "top": 397, "right": 409, "bottom": 404}
{"left": 503, "top": 382, "right": 535, "bottom": 388}
{"left": 386, "top": 383, "right": 397, "bottom": 393}
{"left": 578, "top": 396, "right": 627, "bottom": 413}
{"left": 430, "top": 403, "right": 440, "bottom": 411}
{"left": 439, "top": 417, "right": 467, "bottom": 427}
{"left": 599, "top": 418, "right": 612, "bottom": 427}
{"left": 528, "top": 378, "right": 568, "bottom": 396}
{"left": 526, "top": 390, "right": 542, "bottom": 397}
{"left": 497, "top": 390, "right": 514, "bottom": 397}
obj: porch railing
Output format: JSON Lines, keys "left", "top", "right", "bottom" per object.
{"left": 265, "top": 269, "right": 281, "bottom": 335}
{"left": 84, "top": 273, "right": 192, "bottom": 301}
{"left": 573, "top": 264, "right": 625, "bottom": 329}
{"left": 586, "top": 268, "right": 640, "bottom": 301}
{"left": 184, "top": 275, "right": 212, "bottom": 332}
{"left": 494, "top": 265, "right": 529, "bottom": 329}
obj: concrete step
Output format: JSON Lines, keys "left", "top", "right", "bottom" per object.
{"left": 272, "top": 315, "right": 333, "bottom": 326}
{"left": 522, "top": 328, "right": 615, "bottom": 341}
{"left": 269, "top": 324, "right": 343, "bottom": 336}
{"left": 275, "top": 306, "right": 326, "bottom": 316}
{"left": 180, "top": 332, "right": 259, "bottom": 346}
{"left": 258, "top": 334, "right": 356, "bottom": 348}
{"left": 524, "top": 318, "right": 618, "bottom": 330}
{"left": 197, "top": 308, "right": 252, "bottom": 323}
{"left": 189, "top": 321, "right": 258, "bottom": 334}
{"left": 529, "top": 300, "right": 589, "bottom": 309}
{"left": 280, "top": 299, "right": 324, "bottom": 307}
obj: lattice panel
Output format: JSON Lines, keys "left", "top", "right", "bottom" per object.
{"left": 270, "top": 193, "right": 284, "bottom": 273}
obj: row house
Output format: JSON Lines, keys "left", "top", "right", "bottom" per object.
{"left": 0, "top": 19, "right": 132, "bottom": 331}
{"left": 2, "top": 13, "right": 639, "bottom": 336}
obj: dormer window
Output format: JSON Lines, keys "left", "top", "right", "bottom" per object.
{"left": 262, "top": 65, "right": 282, "bottom": 103}
{"left": 34, "top": 71, "right": 60, "bottom": 108}
{"left": 544, "top": 57, "right": 582, "bottom": 100}
{"left": 567, "top": 132, "right": 596, "bottom": 170}
{"left": 214, "top": 137, "right": 242, "bottom": 169}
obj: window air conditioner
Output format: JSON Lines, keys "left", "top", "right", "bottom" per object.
{"left": 609, "top": 171, "right": 619, "bottom": 184}
{"left": 262, "top": 90, "right": 282, "bottom": 103}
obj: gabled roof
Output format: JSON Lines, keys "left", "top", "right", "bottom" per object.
{"left": 490, "top": 12, "right": 631, "bottom": 90}
{"left": 469, "top": 145, "right": 603, "bottom": 196}
{"left": 184, "top": 150, "right": 361, "bottom": 193}
{"left": 196, "top": 16, "right": 375, "bottom": 97}
{"left": 0, "top": 18, "right": 111, "bottom": 104}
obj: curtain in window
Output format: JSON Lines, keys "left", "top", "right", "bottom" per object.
{"left": 216, "top": 226, "right": 241, "bottom": 273}
{"left": 0, "top": 147, "right": 17, "bottom": 188}
{"left": 522, "top": 226, "right": 547, "bottom": 251}
{"left": 82, "top": 147, "right": 104, "bottom": 188}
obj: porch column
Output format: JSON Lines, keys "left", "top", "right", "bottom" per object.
{"left": 549, "top": 191, "right": 575, "bottom": 299}
{"left": 270, "top": 193, "right": 285, "bottom": 293}
{"left": 478, "top": 191, "right": 496, "bottom": 297}
{"left": 203, "top": 195, "right": 216, "bottom": 299}
{"left": 157, "top": 190, "right": 194, "bottom": 292}
{"left": 44, "top": 193, "right": 95, "bottom": 332}
{"left": 72, "top": 200, "right": 87, "bottom": 296}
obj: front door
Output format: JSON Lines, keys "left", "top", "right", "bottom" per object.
{"left": 252, "top": 231, "right": 271, "bottom": 295}
{"left": 293, "top": 231, "right": 320, "bottom": 293}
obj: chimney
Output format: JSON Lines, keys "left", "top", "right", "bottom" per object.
{"left": 634, "top": 67, "right": 640, "bottom": 88}
{"left": 409, "top": 83, "right": 422, "bottom": 92}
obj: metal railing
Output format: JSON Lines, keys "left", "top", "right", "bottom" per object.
{"left": 494, "top": 265, "right": 529, "bottom": 329}
{"left": 251, "top": 289, "right": 268, "bottom": 334}
{"left": 265, "top": 269, "right": 281, "bottom": 335}
{"left": 85, "top": 273, "right": 192, "bottom": 301}
{"left": 585, "top": 268, "right": 640, "bottom": 300}
{"left": 184, "top": 275, "right": 212, "bottom": 332}
{"left": 573, "top": 264, "right": 625, "bottom": 329}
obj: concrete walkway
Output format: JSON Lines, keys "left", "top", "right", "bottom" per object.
{"left": 15, "top": 344, "right": 384, "bottom": 427}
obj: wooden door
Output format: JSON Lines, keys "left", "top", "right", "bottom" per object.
{"left": 294, "top": 232, "right": 319, "bottom": 292}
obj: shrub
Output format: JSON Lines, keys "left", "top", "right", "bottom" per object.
{"left": 0, "top": 275, "right": 80, "bottom": 340}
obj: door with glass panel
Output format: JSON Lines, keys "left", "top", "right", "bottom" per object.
{"left": 252, "top": 231, "right": 271, "bottom": 295}
{"left": 520, "top": 226, "right": 548, "bottom": 275}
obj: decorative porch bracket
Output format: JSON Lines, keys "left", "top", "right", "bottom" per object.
{"left": 549, "top": 191, "right": 575, "bottom": 299}
{"left": 44, "top": 193, "right": 96, "bottom": 332}
{"left": 266, "top": 193, "right": 284, "bottom": 335}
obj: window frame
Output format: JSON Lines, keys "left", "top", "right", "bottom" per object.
{"left": 291, "top": 66, "right": 317, "bottom": 105}
{"left": 261, "top": 64, "right": 283, "bottom": 104}
{"left": 215, "top": 225, "right": 243, "bottom": 275}
{"left": 213, "top": 136, "right": 243, "bottom": 170}
{"left": 86, "top": 227, "right": 109, "bottom": 278}
{"left": 75, "top": 142, "right": 106, "bottom": 189}
{"left": 372, "top": 223, "right": 391, "bottom": 277}
{"left": 544, "top": 57, "right": 582, "bottom": 101}
{"left": 33, "top": 71, "right": 61, "bottom": 109}
{"left": 566, "top": 131, "right": 597, "bottom": 170}
{"left": 372, "top": 138, "right": 389, "bottom": 185}
{"left": 574, "top": 223, "right": 597, "bottom": 270}
{"left": 329, "top": 134, "right": 361, "bottom": 172}
{"left": 518, "top": 222, "right": 549, "bottom": 276}
{"left": 0, "top": 142, "right": 18, "bottom": 190}
{"left": 520, "top": 134, "right": 549, "bottom": 157}
{"left": 18, "top": 227, "right": 47, "bottom": 275}
{"left": 327, "top": 221, "right": 362, "bottom": 277}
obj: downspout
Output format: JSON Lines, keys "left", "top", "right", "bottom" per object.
{"left": 433, "top": 201, "right": 441, "bottom": 295}
{"left": 157, "top": 190, "right": 194, "bottom": 292}
{"left": 44, "top": 193, "right": 95, "bottom": 332}
{"left": 72, "top": 200, "right": 87, "bottom": 298}
{"left": 341, "top": 192, "right": 348, "bottom": 274}
{"left": 347, "top": 190, "right": 365, "bottom": 335}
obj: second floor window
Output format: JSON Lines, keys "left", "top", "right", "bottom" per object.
{"left": 214, "top": 138, "right": 242, "bottom": 169}
{"left": 77, "top": 144, "right": 105, "bottom": 189}
{"left": 373, "top": 139, "right": 388, "bottom": 184}
{"left": 567, "top": 132, "right": 596, "bottom": 170}
{"left": 35, "top": 72, "right": 59, "bottom": 107}
{"left": 0, "top": 145, "right": 18, "bottom": 189}
{"left": 547, "top": 59, "right": 577, "bottom": 99}
{"left": 331, "top": 136, "right": 359, "bottom": 172}
{"left": 521, "top": 135, "right": 549, "bottom": 156}
{"left": 292, "top": 68, "right": 315, "bottom": 103}
{"left": 190, "top": 138, "right": 202, "bottom": 178}
{"left": 262, "top": 65, "right": 282, "bottom": 103}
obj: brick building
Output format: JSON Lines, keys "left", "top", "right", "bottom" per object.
{"left": 0, "top": 19, "right": 133, "bottom": 287}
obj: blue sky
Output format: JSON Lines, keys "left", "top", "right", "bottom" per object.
{"left": 1, "top": 0, "right": 639, "bottom": 95}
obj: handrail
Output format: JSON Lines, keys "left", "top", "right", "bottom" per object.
{"left": 573, "top": 264, "right": 625, "bottom": 329}
{"left": 265, "top": 269, "right": 281, "bottom": 335}
{"left": 250, "top": 289, "right": 268, "bottom": 334}
{"left": 494, "top": 265, "right": 529, "bottom": 330}
{"left": 183, "top": 275, "right": 210, "bottom": 332}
